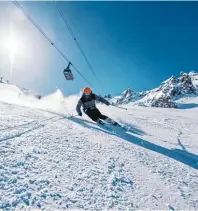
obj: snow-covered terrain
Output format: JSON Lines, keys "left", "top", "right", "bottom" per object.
{"left": 0, "top": 83, "right": 198, "bottom": 210}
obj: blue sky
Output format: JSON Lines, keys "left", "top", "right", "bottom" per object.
{"left": 0, "top": 1, "right": 198, "bottom": 97}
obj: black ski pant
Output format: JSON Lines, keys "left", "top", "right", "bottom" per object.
{"left": 85, "top": 108, "right": 108, "bottom": 122}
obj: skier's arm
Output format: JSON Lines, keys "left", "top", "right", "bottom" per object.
{"left": 95, "top": 94, "right": 110, "bottom": 105}
{"left": 76, "top": 99, "right": 83, "bottom": 115}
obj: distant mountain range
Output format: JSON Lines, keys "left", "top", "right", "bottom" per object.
{"left": 111, "top": 71, "right": 198, "bottom": 108}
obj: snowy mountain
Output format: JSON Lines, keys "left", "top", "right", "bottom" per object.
{"left": 189, "top": 71, "right": 198, "bottom": 89}
{"left": 0, "top": 80, "right": 198, "bottom": 210}
{"left": 111, "top": 88, "right": 147, "bottom": 105}
{"left": 112, "top": 71, "right": 198, "bottom": 108}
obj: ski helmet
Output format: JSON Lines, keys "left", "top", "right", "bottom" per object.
{"left": 83, "top": 87, "right": 92, "bottom": 95}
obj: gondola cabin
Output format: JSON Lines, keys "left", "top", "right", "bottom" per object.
{"left": 63, "top": 62, "right": 74, "bottom": 80}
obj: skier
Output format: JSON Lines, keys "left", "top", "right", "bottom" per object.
{"left": 76, "top": 87, "right": 118, "bottom": 125}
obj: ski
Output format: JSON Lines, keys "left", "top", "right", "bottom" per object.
{"left": 97, "top": 120, "right": 127, "bottom": 131}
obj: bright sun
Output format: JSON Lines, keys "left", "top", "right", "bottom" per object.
{"left": 2, "top": 31, "right": 25, "bottom": 64}
{"left": 2, "top": 33, "right": 21, "bottom": 77}
{"left": 4, "top": 35, "right": 18, "bottom": 54}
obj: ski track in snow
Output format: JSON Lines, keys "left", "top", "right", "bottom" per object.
{"left": 0, "top": 101, "right": 198, "bottom": 210}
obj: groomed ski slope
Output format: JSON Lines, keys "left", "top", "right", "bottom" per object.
{"left": 0, "top": 96, "right": 198, "bottom": 210}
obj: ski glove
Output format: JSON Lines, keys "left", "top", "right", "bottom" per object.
{"left": 78, "top": 112, "right": 82, "bottom": 116}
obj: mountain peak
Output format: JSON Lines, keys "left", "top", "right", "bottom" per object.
{"left": 122, "top": 88, "right": 133, "bottom": 98}
{"left": 112, "top": 71, "right": 198, "bottom": 108}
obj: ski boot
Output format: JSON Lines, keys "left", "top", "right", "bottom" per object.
{"left": 96, "top": 119, "right": 105, "bottom": 125}
{"left": 105, "top": 118, "right": 119, "bottom": 126}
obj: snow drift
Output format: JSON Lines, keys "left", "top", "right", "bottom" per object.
{"left": 0, "top": 83, "right": 79, "bottom": 117}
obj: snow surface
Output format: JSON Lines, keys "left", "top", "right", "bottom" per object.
{"left": 0, "top": 83, "right": 198, "bottom": 210}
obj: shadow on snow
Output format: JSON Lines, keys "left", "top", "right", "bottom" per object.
{"left": 70, "top": 117, "right": 198, "bottom": 170}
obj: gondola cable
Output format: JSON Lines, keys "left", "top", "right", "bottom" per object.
{"left": 54, "top": 1, "right": 104, "bottom": 92}
{"left": 13, "top": 1, "right": 92, "bottom": 86}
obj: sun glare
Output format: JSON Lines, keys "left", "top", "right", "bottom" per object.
{"left": 0, "top": 7, "right": 46, "bottom": 82}
{"left": 2, "top": 32, "right": 21, "bottom": 77}
{"left": 4, "top": 35, "right": 18, "bottom": 53}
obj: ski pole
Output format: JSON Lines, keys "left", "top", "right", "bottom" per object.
{"left": 111, "top": 104, "right": 128, "bottom": 110}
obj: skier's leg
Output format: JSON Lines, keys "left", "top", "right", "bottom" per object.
{"left": 90, "top": 108, "right": 106, "bottom": 124}
{"left": 100, "top": 114, "right": 118, "bottom": 125}
{"left": 85, "top": 108, "right": 104, "bottom": 124}
{"left": 99, "top": 114, "right": 108, "bottom": 120}
{"left": 86, "top": 108, "right": 116, "bottom": 125}
{"left": 94, "top": 108, "right": 108, "bottom": 120}
{"left": 85, "top": 109, "right": 98, "bottom": 121}
{"left": 96, "top": 109, "right": 118, "bottom": 125}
